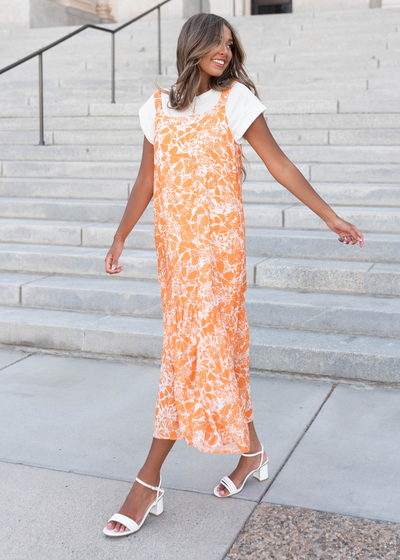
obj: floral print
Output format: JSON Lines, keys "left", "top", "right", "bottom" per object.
{"left": 153, "top": 85, "right": 253, "bottom": 454}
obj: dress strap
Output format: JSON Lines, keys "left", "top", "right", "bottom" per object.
{"left": 219, "top": 80, "right": 237, "bottom": 103}
{"left": 154, "top": 89, "right": 163, "bottom": 113}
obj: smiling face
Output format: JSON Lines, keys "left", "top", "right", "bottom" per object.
{"left": 198, "top": 24, "right": 233, "bottom": 82}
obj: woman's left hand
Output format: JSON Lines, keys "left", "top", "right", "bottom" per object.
{"left": 326, "top": 217, "right": 364, "bottom": 248}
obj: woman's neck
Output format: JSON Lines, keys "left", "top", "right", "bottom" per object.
{"left": 197, "top": 72, "right": 211, "bottom": 96}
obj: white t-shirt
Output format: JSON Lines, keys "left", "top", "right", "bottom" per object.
{"left": 139, "top": 82, "right": 266, "bottom": 145}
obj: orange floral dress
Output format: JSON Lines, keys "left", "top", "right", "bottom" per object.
{"left": 153, "top": 85, "right": 253, "bottom": 454}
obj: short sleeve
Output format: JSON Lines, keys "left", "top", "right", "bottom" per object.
{"left": 139, "top": 94, "right": 156, "bottom": 145}
{"left": 226, "top": 82, "right": 267, "bottom": 144}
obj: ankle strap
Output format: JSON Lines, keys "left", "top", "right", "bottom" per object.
{"left": 242, "top": 444, "right": 263, "bottom": 458}
{"left": 136, "top": 475, "right": 162, "bottom": 500}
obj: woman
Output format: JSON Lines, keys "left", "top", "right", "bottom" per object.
{"left": 103, "top": 13, "right": 364, "bottom": 536}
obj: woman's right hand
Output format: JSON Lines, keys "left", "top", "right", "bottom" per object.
{"left": 105, "top": 239, "right": 125, "bottom": 274}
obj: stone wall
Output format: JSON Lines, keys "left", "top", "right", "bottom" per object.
{"left": 96, "top": 0, "right": 246, "bottom": 22}
{"left": 31, "top": 0, "right": 106, "bottom": 27}
{"left": 0, "top": 0, "right": 115, "bottom": 29}
{"left": 183, "top": 0, "right": 210, "bottom": 18}
{"left": 116, "top": 0, "right": 183, "bottom": 22}
{"left": 1, "top": 0, "right": 31, "bottom": 28}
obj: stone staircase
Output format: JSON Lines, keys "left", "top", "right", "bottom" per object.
{"left": 1, "top": 8, "right": 400, "bottom": 383}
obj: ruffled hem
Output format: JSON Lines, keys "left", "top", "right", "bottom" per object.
{"left": 154, "top": 412, "right": 254, "bottom": 454}
{"left": 154, "top": 300, "right": 252, "bottom": 454}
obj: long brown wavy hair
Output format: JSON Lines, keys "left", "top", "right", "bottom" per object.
{"left": 163, "top": 13, "right": 259, "bottom": 111}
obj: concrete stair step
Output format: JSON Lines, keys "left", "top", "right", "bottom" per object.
{"left": 308, "top": 163, "right": 400, "bottom": 184}
{"left": 83, "top": 223, "right": 400, "bottom": 264}
{"left": 0, "top": 197, "right": 129, "bottom": 222}
{"left": 46, "top": 79, "right": 395, "bottom": 94}
{"left": 267, "top": 113, "right": 400, "bottom": 129}
{"left": 246, "top": 145, "right": 400, "bottom": 165}
{"left": 33, "top": 99, "right": 383, "bottom": 118}
{"left": 329, "top": 129, "right": 400, "bottom": 146}
{"left": 245, "top": 229, "right": 400, "bottom": 263}
{"left": 253, "top": 64, "right": 385, "bottom": 77}
{"left": 3, "top": 144, "right": 400, "bottom": 165}
{"left": 12, "top": 85, "right": 395, "bottom": 100}
{"left": 338, "top": 98, "right": 400, "bottom": 114}
{"left": 91, "top": 97, "right": 400, "bottom": 116}
{"left": 0, "top": 145, "right": 143, "bottom": 162}
{"left": 52, "top": 130, "right": 144, "bottom": 145}
{"left": 284, "top": 205, "right": 400, "bottom": 233}
{"left": 0, "top": 243, "right": 159, "bottom": 281}
{"left": 0, "top": 243, "right": 399, "bottom": 296}
{"left": 262, "top": 57, "right": 383, "bottom": 71}
{"left": 2, "top": 220, "right": 399, "bottom": 263}
{"left": 0, "top": 178, "right": 130, "bottom": 199}
{"left": 246, "top": 287, "right": 400, "bottom": 339}
{"left": 0, "top": 219, "right": 155, "bottom": 249}
{"left": 0, "top": 243, "right": 263, "bottom": 286}
{"left": 4, "top": 159, "right": 399, "bottom": 184}
{"left": 4, "top": 89, "right": 399, "bottom": 103}
{"left": 3, "top": 128, "right": 400, "bottom": 147}
{"left": 3, "top": 43, "right": 392, "bottom": 62}
{"left": 0, "top": 129, "right": 318, "bottom": 147}
{"left": 0, "top": 305, "right": 164, "bottom": 360}
{"left": 256, "top": 257, "right": 400, "bottom": 296}
{"left": 0, "top": 131, "right": 54, "bottom": 146}
{"left": 25, "top": 93, "right": 147, "bottom": 105}
{"left": 0, "top": 198, "right": 287, "bottom": 228}
{"left": 0, "top": 116, "right": 141, "bottom": 132}
{"left": 1, "top": 178, "right": 398, "bottom": 208}
{"left": 1, "top": 198, "right": 399, "bottom": 233}
{"left": 254, "top": 162, "right": 400, "bottom": 185}
{"left": 3, "top": 112, "right": 400, "bottom": 132}
{"left": 0, "top": 219, "right": 94, "bottom": 246}
{"left": 1, "top": 161, "right": 140, "bottom": 180}
{"left": 0, "top": 105, "right": 90, "bottom": 118}
{"left": 0, "top": 304, "right": 399, "bottom": 383}
{"left": 2, "top": 273, "right": 399, "bottom": 340}
{"left": 243, "top": 181, "right": 400, "bottom": 207}
{"left": 2, "top": 274, "right": 163, "bottom": 316}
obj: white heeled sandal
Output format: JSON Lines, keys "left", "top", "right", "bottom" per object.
{"left": 214, "top": 445, "right": 269, "bottom": 498}
{"left": 103, "top": 475, "right": 164, "bottom": 537}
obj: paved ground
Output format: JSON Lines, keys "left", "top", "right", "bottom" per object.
{"left": 0, "top": 348, "right": 399, "bottom": 559}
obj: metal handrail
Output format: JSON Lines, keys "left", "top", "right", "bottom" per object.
{"left": 0, "top": 0, "right": 172, "bottom": 145}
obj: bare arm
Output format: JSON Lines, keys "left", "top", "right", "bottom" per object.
{"left": 244, "top": 115, "right": 364, "bottom": 247}
{"left": 105, "top": 137, "right": 154, "bottom": 274}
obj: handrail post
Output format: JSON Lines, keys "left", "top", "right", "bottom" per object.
{"left": 38, "top": 52, "right": 45, "bottom": 145}
{"left": 158, "top": 5, "right": 162, "bottom": 75}
{"left": 111, "top": 32, "right": 116, "bottom": 103}
{"left": 233, "top": 0, "right": 236, "bottom": 17}
{"left": 1, "top": 1, "right": 173, "bottom": 124}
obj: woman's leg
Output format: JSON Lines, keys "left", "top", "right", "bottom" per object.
{"left": 216, "top": 421, "right": 267, "bottom": 497}
{"left": 107, "top": 437, "right": 175, "bottom": 533}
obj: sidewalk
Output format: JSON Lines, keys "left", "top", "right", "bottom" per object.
{"left": 0, "top": 348, "right": 399, "bottom": 559}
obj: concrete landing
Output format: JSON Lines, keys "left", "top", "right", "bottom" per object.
{"left": 264, "top": 383, "right": 400, "bottom": 523}
{"left": 0, "top": 462, "right": 254, "bottom": 560}
{"left": 0, "top": 349, "right": 399, "bottom": 559}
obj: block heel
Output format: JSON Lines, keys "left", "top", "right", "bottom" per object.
{"left": 150, "top": 495, "right": 164, "bottom": 516}
{"left": 253, "top": 459, "right": 269, "bottom": 481}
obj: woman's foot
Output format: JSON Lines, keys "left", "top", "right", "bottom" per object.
{"left": 216, "top": 448, "right": 267, "bottom": 497}
{"left": 106, "top": 475, "right": 160, "bottom": 533}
